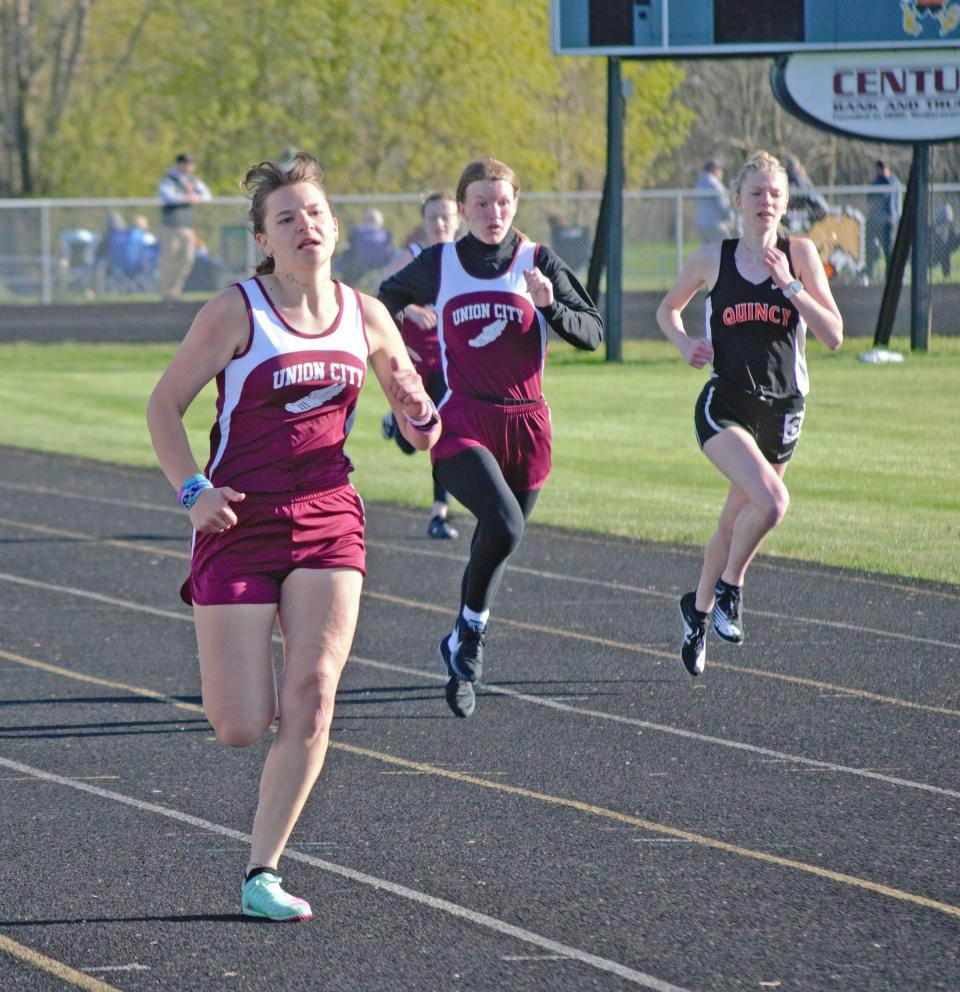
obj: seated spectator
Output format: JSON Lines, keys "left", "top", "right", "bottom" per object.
{"left": 340, "top": 208, "right": 394, "bottom": 285}
{"left": 91, "top": 212, "right": 159, "bottom": 293}
{"left": 183, "top": 236, "right": 226, "bottom": 293}
{"left": 57, "top": 228, "right": 99, "bottom": 296}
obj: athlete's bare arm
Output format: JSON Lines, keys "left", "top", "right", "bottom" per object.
{"left": 656, "top": 244, "right": 721, "bottom": 368}
{"left": 362, "top": 294, "right": 439, "bottom": 452}
{"left": 147, "top": 287, "right": 249, "bottom": 488}
{"left": 146, "top": 286, "right": 251, "bottom": 531}
{"left": 781, "top": 238, "right": 843, "bottom": 350}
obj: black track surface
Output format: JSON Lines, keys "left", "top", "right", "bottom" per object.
{"left": 0, "top": 446, "right": 957, "bottom": 992}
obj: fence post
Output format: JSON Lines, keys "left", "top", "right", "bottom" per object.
{"left": 910, "top": 142, "right": 931, "bottom": 353}
{"left": 674, "top": 190, "right": 684, "bottom": 279}
{"left": 604, "top": 56, "right": 624, "bottom": 364}
{"left": 41, "top": 202, "right": 53, "bottom": 305}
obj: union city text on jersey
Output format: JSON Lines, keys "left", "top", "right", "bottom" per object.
{"left": 272, "top": 361, "right": 364, "bottom": 390}
{"left": 451, "top": 301, "right": 526, "bottom": 326}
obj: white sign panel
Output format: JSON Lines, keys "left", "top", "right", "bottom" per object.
{"left": 772, "top": 49, "right": 960, "bottom": 143}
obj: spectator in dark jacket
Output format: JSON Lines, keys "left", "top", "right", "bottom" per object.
{"left": 865, "top": 160, "right": 902, "bottom": 279}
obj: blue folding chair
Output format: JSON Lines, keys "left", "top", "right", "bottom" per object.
{"left": 104, "top": 228, "right": 158, "bottom": 293}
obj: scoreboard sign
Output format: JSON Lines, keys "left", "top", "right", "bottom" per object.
{"left": 552, "top": 0, "right": 960, "bottom": 57}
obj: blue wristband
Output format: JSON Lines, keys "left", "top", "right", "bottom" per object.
{"left": 177, "top": 473, "right": 213, "bottom": 510}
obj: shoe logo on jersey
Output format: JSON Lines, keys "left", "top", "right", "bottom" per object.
{"left": 450, "top": 300, "right": 528, "bottom": 348}
{"left": 284, "top": 381, "right": 346, "bottom": 413}
{"left": 468, "top": 317, "right": 508, "bottom": 348}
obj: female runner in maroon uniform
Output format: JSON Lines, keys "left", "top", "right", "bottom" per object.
{"left": 657, "top": 149, "right": 842, "bottom": 677}
{"left": 147, "top": 153, "right": 438, "bottom": 921}
{"left": 379, "top": 189, "right": 461, "bottom": 539}
{"left": 379, "top": 157, "right": 602, "bottom": 719}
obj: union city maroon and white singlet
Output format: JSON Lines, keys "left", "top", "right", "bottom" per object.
{"left": 203, "top": 277, "right": 370, "bottom": 496}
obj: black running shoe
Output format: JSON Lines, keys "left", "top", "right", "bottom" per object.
{"left": 712, "top": 580, "right": 744, "bottom": 644}
{"left": 679, "top": 592, "right": 707, "bottom": 676}
{"left": 380, "top": 411, "right": 396, "bottom": 441}
{"left": 451, "top": 616, "right": 485, "bottom": 682}
{"left": 427, "top": 515, "right": 459, "bottom": 540}
{"left": 439, "top": 636, "right": 476, "bottom": 718}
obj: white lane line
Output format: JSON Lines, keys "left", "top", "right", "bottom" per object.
{"left": 0, "top": 476, "right": 954, "bottom": 598}
{"left": 501, "top": 954, "right": 573, "bottom": 962}
{"left": 0, "top": 571, "right": 957, "bottom": 800}
{"left": 0, "top": 572, "right": 188, "bottom": 622}
{"left": 82, "top": 965, "right": 151, "bottom": 973}
{"left": 365, "top": 542, "right": 959, "bottom": 651}
{"left": 0, "top": 482, "right": 178, "bottom": 517}
{"left": 0, "top": 755, "right": 691, "bottom": 992}
{"left": 356, "top": 656, "right": 960, "bottom": 801}
{"left": 0, "top": 480, "right": 956, "bottom": 640}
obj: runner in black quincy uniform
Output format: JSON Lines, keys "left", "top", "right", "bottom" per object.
{"left": 379, "top": 156, "right": 602, "bottom": 717}
{"left": 657, "top": 150, "right": 842, "bottom": 676}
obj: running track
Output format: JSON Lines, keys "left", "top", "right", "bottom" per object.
{"left": 0, "top": 445, "right": 957, "bottom": 992}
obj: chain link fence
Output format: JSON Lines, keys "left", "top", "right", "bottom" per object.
{"left": 2, "top": 185, "right": 959, "bottom": 306}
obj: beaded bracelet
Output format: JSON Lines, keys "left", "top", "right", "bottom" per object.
{"left": 402, "top": 401, "right": 440, "bottom": 434}
{"left": 177, "top": 473, "right": 214, "bottom": 510}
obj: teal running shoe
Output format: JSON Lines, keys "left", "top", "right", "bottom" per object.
{"left": 241, "top": 871, "right": 312, "bottom": 922}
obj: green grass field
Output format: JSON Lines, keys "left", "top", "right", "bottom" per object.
{"left": 0, "top": 336, "right": 956, "bottom": 584}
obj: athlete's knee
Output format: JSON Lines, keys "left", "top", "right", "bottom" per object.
{"left": 207, "top": 707, "right": 275, "bottom": 748}
{"left": 485, "top": 506, "right": 525, "bottom": 558}
{"left": 756, "top": 480, "right": 789, "bottom": 530}
{"left": 279, "top": 673, "right": 337, "bottom": 741}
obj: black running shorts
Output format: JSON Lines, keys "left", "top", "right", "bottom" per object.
{"left": 694, "top": 379, "right": 805, "bottom": 464}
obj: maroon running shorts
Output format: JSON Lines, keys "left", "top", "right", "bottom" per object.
{"left": 431, "top": 393, "right": 552, "bottom": 492}
{"left": 181, "top": 483, "right": 366, "bottom": 606}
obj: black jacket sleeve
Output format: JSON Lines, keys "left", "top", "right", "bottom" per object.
{"left": 377, "top": 245, "right": 443, "bottom": 324}
{"left": 533, "top": 245, "right": 603, "bottom": 351}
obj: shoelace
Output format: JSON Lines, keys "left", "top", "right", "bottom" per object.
{"left": 462, "top": 625, "right": 486, "bottom": 650}
{"left": 249, "top": 874, "right": 281, "bottom": 891}
{"left": 686, "top": 620, "right": 706, "bottom": 642}
{"left": 722, "top": 588, "right": 742, "bottom": 618}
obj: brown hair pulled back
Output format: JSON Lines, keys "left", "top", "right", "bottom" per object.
{"left": 242, "top": 152, "right": 329, "bottom": 275}
{"left": 455, "top": 157, "right": 520, "bottom": 205}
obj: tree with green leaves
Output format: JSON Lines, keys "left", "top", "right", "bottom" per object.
{"left": 3, "top": 0, "right": 691, "bottom": 199}
{"left": 0, "top": 0, "right": 96, "bottom": 195}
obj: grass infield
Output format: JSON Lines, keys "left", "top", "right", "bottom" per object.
{"left": 0, "top": 337, "right": 955, "bottom": 585}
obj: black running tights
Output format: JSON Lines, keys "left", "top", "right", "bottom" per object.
{"left": 394, "top": 370, "right": 450, "bottom": 506}
{"left": 434, "top": 446, "right": 539, "bottom": 614}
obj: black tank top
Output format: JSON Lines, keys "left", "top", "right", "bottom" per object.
{"left": 706, "top": 237, "right": 808, "bottom": 401}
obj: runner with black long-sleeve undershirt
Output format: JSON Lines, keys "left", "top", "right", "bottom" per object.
{"left": 379, "top": 157, "right": 601, "bottom": 719}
